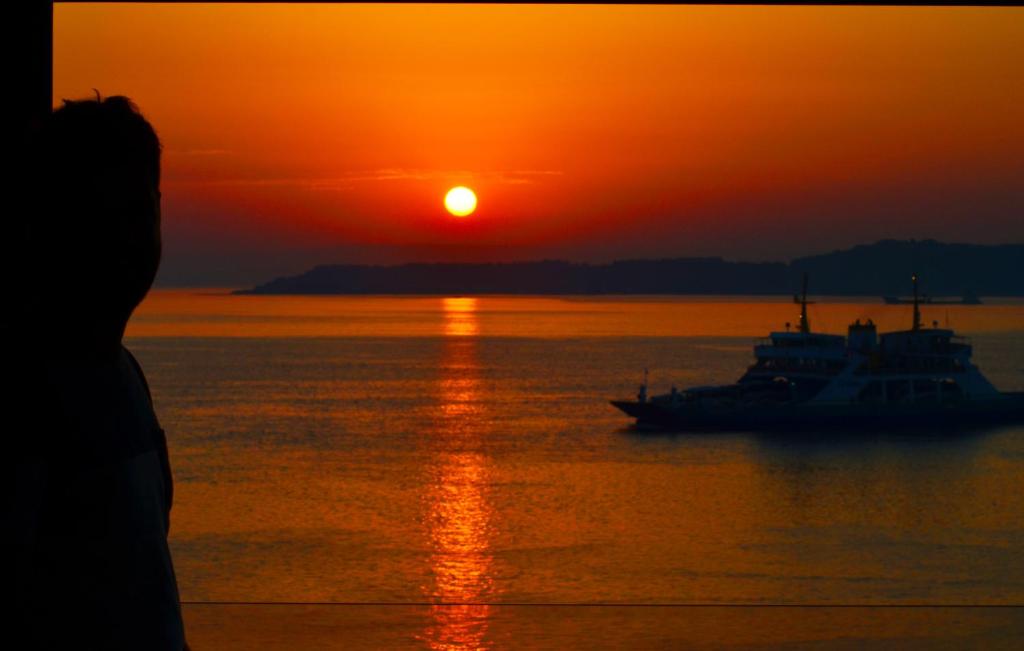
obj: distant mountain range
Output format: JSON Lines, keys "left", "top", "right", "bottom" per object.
{"left": 237, "top": 240, "right": 1024, "bottom": 296}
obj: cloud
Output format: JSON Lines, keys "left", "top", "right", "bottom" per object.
{"left": 164, "top": 168, "right": 564, "bottom": 191}
{"left": 496, "top": 170, "right": 565, "bottom": 185}
{"left": 167, "top": 148, "right": 233, "bottom": 157}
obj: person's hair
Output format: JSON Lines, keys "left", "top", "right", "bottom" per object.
{"left": 26, "top": 93, "right": 163, "bottom": 322}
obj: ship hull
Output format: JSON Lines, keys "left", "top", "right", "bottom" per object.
{"left": 610, "top": 394, "right": 1024, "bottom": 431}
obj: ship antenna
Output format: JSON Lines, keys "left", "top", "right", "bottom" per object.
{"left": 799, "top": 272, "right": 810, "bottom": 334}
{"left": 911, "top": 273, "right": 922, "bottom": 332}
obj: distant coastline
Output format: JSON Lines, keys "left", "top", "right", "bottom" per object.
{"left": 236, "top": 239, "right": 1024, "bottom": 297}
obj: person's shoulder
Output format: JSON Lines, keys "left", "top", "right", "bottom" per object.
{"left": 121, "top": 344, "right": 157, "bottom": 407}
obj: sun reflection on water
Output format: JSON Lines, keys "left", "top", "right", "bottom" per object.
{"left": 442, "top": 297, "right": 480, "bottom": 337}
{"left": 422, "top": 297, "right": 496, "bottom": 650}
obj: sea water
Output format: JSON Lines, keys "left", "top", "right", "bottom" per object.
{"left": 126, "top": 292, "right": 1024, "bottom": 647}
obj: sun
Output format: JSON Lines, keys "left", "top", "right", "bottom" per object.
{"left": 444, "top": 186, "right": 477, "bottom": 217}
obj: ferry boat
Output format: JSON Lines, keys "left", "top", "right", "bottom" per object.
{"left": 611, "top": 275, "right": 1024, "bottom": 430}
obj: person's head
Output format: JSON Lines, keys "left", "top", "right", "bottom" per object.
{"left": 24, "top": 94, "right": 162, "bottom": 330}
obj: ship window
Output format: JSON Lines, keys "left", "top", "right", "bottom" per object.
{"left": 939, "top": 378, "right": 964, "bottom": 402}
{"left": 887, "top": 379, "right": 911, "bottom": 403}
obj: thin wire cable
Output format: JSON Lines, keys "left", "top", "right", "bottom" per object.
{"left": 179, "top": 601, "right": 1024, "bottom": 608}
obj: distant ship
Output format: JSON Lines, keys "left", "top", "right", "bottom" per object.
{"left": 882, "top": 290, "right": 982, "bottom": 305}
{"left": 611, "top": 274, "right": 1023, "bottom": 430}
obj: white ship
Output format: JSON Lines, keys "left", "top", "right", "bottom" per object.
{"left": 612, "top": 275, "right": 1024, "bottom": 430}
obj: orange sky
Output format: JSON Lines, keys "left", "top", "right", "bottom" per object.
{"left": 54, "top": 4, "right": 1024, "bottom": 286}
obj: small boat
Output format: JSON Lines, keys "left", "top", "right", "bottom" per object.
{"left": 612, "top": 274, "right": 1023, "bottom": 430}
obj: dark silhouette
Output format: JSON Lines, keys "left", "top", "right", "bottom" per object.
{"left": 4, "top": 95, "right": 186, "bottom": 649}
{"left": 238, "top": 239, "right": 1024, "bottom": 297}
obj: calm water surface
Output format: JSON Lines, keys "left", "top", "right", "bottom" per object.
{"left": 127, "top": 292, "right": 1024, "bottom": 643}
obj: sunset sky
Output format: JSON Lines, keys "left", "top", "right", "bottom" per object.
{"left": 54, "top": 4, "right": 1024, "bottom": 286}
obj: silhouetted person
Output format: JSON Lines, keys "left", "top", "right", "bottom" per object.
{"left": 4, "top": 95, "right": 186, "bottom": 649}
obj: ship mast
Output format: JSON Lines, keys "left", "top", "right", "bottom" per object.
{"left": 911, "top": 273, "right": 922, "bottom": 332}
{"left": 798, "top": 272, "right": 810, "bottom": 334}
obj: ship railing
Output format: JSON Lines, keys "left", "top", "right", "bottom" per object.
{"left": 855, "top": 360, "right": 968, "bottom": 375}
{"left": 754, "top": 345, "right": 847, "bottom": 360}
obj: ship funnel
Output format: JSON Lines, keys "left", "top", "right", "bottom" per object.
{"left": 848, "top": 318, "right": 877, "bottom": 352}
